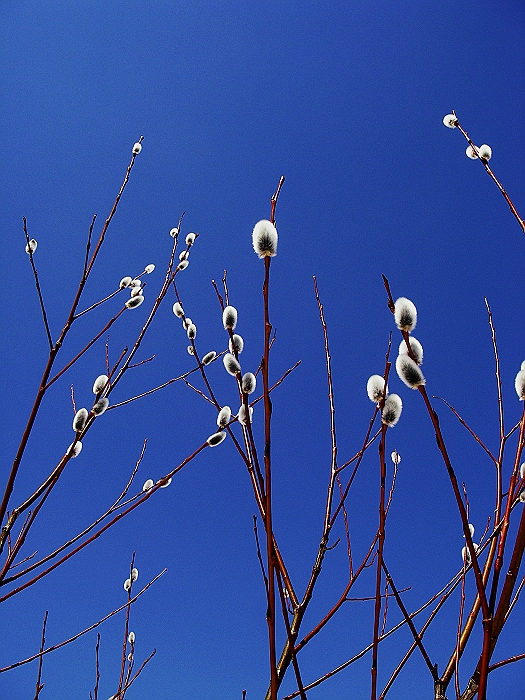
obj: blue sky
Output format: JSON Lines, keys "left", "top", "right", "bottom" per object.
{"left": 1, "top": 1, "right": 524, "bottom": 698}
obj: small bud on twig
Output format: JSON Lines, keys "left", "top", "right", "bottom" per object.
{"left": 25, "top": 239, "right": 38, "bottom": 254}
{"left": 144, "top": 264, "right": 155, "bottom": 274}
{"left": 207, "top": 431, "right": 227, "bottom": 447}
{"left": 126, "top": 296, "right": 144, "bottom": 309}
{"left": 185, "top": 232, "right": 196, "bottom": 245}
{"left": 478, "top": 145, "right": 492, "bottom": 161}
{"left": 238, "top": 404, "right": 254, "bottom": 426}
{"left": 172, "top": 302, "right": 184, "bottom": 318}
{"left": 67, "top": 441, "right": 83, "bottom": 457}
{"left": 187, "top": 324, "right": 197, "bottom": 340}
{"left": 466, "top": 145, "right": 479, "bottom": 160}
{"left": 132, "top": 143, "right": 142, "bottom": 154}
{"left": 202, "top": 351, "right": 216, "bottom": 365}
{"left": 170, "top": 227, "right": 179, "bottom": 238}
{"left": 142, "top": 479, "right": 154, "bottom": 491}
{"left": 119, "top": 276, "right": 132, "bottom": 289}
{"left": 177, "top": 259, "right": 189, "bottom": 271}
{"left": 443, "top": 114, "right": 458, "bottom": 128}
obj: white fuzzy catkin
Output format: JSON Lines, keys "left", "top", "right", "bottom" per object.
{"left": 478, "top": 144, "right": 492, "bottom": 161}
{"left": 130, "top": 279, "right": 142, "bottom": 287}
{"left": 398, "top": 337, "right": 423, "bottom": 365}
{"left": 382, "top": 394, "right": 402, "bottom": 427}
{"left": 187, "top": 324, "right": 197, "bottom": 340}
{"left": 120, "top": 276, "right": 132, "bottom": 288}
{"left": 238, "top": 404, "right": 254, "bottom": 426}
{"left": 179, "top": 250, "right": 189, "bottom": 261}
{"left": 520, "top": 491, "right": 525, "bottom": 503}
{"left": 514, "top": 369, "right": 525, "bottom": 400}
{"left": 520, "top": 463, "right": 525, "bottom": 480}
{"left": 443, "top": 114, "right": 457, "bottom": 128}
{"left": 367, "top": 375, "right": 387, "bottom": 403}
{"left": 466, "top": 145, "right": 479, "bottom": 160}
{"left": 130, "top": 285, "right": 143, "bottom": 297}
{"left": 123, "top": 578, "right": 132, "bottom": 591}
{"left": 229, "top": 334, "right": 244, "bottom": 354}
{"left": 223, "top": 306, "right": 238, "bottom": 330}
{"left": 128, "top": 631, "right": 135, "bottom": 644}
{"left": 132, "top": 143, "right": 142, "bottom": 154}
{"left": 159, "top": 477, "right": 172, "bottom": 488}
{"left": 242, "top": 372, "right": 256, "bottom": 394}
{"left": 394, "top": 297, "right": 417, "bottom": 332}
{"left": 396, "top": 355, "right": 426, "bottom": 389}
{"left": 185, "top": 232, "right": 196, "bottom": 245}
{"left": 217, "top": 406, "right": 232, "bottom": 427}
{"left": 131, "top": 568, "right": 139, "bottom": 581}
{"left": 144, "top": 264, "right": 155, "bottom": 274}
{"left": 177, "top": 259, "right": 189, "bottom": 271}
{"left": 67, "top": 441, "right": 83, "bottom": 457}
{"left": 73, "top": 408, "right": 89, "bottom": 432}
{"left": 187, "top": 345, "right": 195, "bottom": 355}
{"left": 92, "top": 398, "right": 109, "bottom": 416}
{"left": 172, "top": 302, "right": 184, "bottom": 318}
{"left": 223, "top": 353, "right": 240, "bottom": 376}
{"left": 391, "top": 451, "right": 401, "bottom": 465}
{"left": 25, "top": 239, "right": 38, "bottom": 254}
{"left": 93, "top": 375, "right": 109, "bottom": 394}
{"left": 182, "top": 317, "right": 192, "bottom": 329}
{"left": 252, "top": 219, "right": 278, "bottom": 258}
{"left": 207, "top": 431, "right": 227, "bottom": 447}
{"left": 202, "top": 351, "right": 216, "bottom": 365}
{"left": 125, "top": 296, "right": 144, "bottom": 309}
{"left": 521, "top": 360, "right": 525, "bottom": 371}
{"left": 142, "top": 479, "right": 154, "bottom": 491}
{"left": 170, "top": 227, "right": 179, "bottom": 238}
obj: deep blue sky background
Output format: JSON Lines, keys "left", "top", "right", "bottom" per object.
{"left": 1, "top": 1, "right": 524, "bottom": 698}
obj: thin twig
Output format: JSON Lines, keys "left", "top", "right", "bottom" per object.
{"left": 23, "top": 218, "right": 53, "bottom": 350}
{"left": 33, "top": 610, "right": 48, "bottom": 700}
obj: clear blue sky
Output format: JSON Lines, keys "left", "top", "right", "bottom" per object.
{"left": 1, "top": 1, "right": 524, "bottom": 698}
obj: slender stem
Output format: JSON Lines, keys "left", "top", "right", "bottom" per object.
{"left": 23, "top": 218, "right": 53, "bottom": 350}
{"left": 33, "top": 610, "right": 48, "bottom": 700}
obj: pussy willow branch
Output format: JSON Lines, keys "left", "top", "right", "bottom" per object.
{"left": 23, "top": 218, "right": 53, "bottom": 351}
{"left": 451, "top": 113, "right": 525, "bottom": 235}
{"left": 0, "top": 568, "right": 165, "bottom": 673}
{"left": 433, "top": 397, "right": 497, "bottom": 465}
{"left": 33, "top": 609, "right": 48, "bottom": 700}
{"left": 0, "top": 443, "right": 206, "bottom": 604}
{"left": 284, "top": 570, "right": 463, "bottom": 700}
{"left": 0, "top": 143, "right": 142, "bottom": 533}
{"left": 118, "top": 554, "right": 136, "bottom": 695}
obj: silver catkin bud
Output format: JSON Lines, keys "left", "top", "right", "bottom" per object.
{"left": 366, "top": 375, "right": 387, "bottom": 403}
{"left": 92, "top": 397, "right": 109, "bottom": 416}
{"left": 217, "top": 406, "right": 232, "bottom": 427}
{"left": 223, "top": 353, "right": 240, "bottom": 376}
{"left": 398, "top": 337, "right": 423, "bottom": 365}
{"left": 252, "top": 220, "right": 278, "bottom": 258}
{"left": 172, "top": 302, "right": 184, "bottom": 318}
{"left": 207, "top": 431, "right": 227, "bottom": 447}
{"left": 73, "top": 408, "right": 89, "bottom": 432}
{"left": 395, "top": 355, "right": 426, "bottom": 389}
{"left": 202, "top": 351, "right": 216, "bottom": 365}
{"left": 382, "top": 394, "right": 402, "bottom": 427}
{"left": 394, "top": 297, "right": 417, "bottom": 332}
{"left": 223, "top": 306, "right": 238, "bottom": 330}
{"left": 125, "top": 295, "right": 144, "bottom": 309}
{"left": 241, "top": 372, "right": 256, "bottom": 394}
{"left": 93, "top": 375, "right": 109, "bottom": 394}
{"left": 515, "top": 369, "right": 525, "bottom": 400}
{"left": 229, "top": 334, "right": 244, "bottom": 354}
